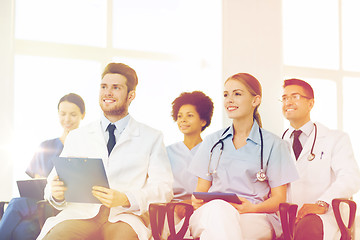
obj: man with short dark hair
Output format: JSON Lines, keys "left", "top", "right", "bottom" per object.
{"left": 281, "top": 78, "right": 360, "bottom": 239}
{"left": 37, "top": 63, "right": 173, "bottom": 240}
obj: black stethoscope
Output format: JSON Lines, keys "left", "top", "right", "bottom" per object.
{"left": 281, "top": 123, "right": 317, "bottom": 161}
{"left": 207, "top": 125, "right": 267, "bottom": 182}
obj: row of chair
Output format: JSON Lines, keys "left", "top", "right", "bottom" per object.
{"left": 149, "top": 198, "right": 357, "bottom": 240}
{"left": 0, "top": 198, "right": 356, "bottom": 240}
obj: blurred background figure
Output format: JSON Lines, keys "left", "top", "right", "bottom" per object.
{"left": 0, "top": 93, "right": 85, "bottom": 240}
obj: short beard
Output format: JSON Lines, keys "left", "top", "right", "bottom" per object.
{"left": 102, "top": 104, "right": 127, "bottom": 117}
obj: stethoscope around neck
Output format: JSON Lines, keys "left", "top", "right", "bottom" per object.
{"left": 281, "top": 123, "right": 317, "bottom": 161}
{"left": 207, "top": 125, "right": 267, "bottom": 182}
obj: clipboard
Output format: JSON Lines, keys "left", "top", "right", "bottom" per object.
{"left": 17, "top": 178, "right": 47, "bottom": 201}
{"left": 53, "top": 157, "right": 109, "bottom": 204}
{"left": 193, "top": 192, "right": 242, "bottom": 204}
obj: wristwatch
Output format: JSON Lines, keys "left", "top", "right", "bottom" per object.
{"left": 316, "top": 200, "right": 329, "bottom": 212}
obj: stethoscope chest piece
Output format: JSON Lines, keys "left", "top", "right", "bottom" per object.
{"left": 307, "top": 153, "right": 315, "bottom": 161}
{"left": 256, "top": 170, "right": 267, "bottom": 182}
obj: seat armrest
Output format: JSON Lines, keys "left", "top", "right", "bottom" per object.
{"left": 0, "top": 201, "right": 9, "bottom": 220}
{"left": 166, "top": 202, "right": 194, "bottom": 240}
{"left": 149, "top": 202, "right": 194, "bottom": 240}
{"left": 149, "top": 203, "right": 168, "bottom": 240}
{"left": 332, "top": 198, "right": 356, "bottom": 240}
{"left": 37, "top": 200, "right": 60, "bottom": 229}
{"left": 279, "top": 202, "right": 298, "bottom": 240}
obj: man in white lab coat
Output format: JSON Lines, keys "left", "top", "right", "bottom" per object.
{"left": 281, "top": 78, "right": 360, "bottom": 240}
{"left": 37, "top": 63, "right": 173, "bottom": 240}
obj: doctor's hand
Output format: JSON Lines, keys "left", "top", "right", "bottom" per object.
{"left": 92, "top": 186, "right": 130, "bottom": 208}
{"left": 51, "top": 175, "right": 67, "bottom": 202}
{"left": 191, "top": 194, "right": 204, "bottom": 210}
{"left": 296, "top": 203, "right": 327, "bottom": 224}
{"left": 231, "top": 197, "right": 256, "bottom": 214}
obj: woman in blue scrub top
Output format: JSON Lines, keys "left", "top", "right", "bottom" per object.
{"left": 167, "top": 91, "right": 214, "bottom": 202}
{"left": 189, "top": 73, "right": 299, "bottom": 240}
{"left": 0, "top": 93, "right": 85, "bottom": 240}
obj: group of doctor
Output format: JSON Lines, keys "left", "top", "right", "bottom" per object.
{"left": 167, "top": 74, "right": 360, "bottom": 240}
{"left": 30, "top": 62, "right": 359, "bottom": 240}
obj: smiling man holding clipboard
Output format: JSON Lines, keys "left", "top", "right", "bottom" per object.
{"left": 38, "top": 63, "right": 173, "bottom": 240}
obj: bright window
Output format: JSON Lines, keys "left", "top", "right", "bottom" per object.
{"left": 342, "top": 0, "right": 360, "bottom": 71}
{"left": 15, "top": 0, "right": 107, "bottom": 47}
{"left": 113, "top": 0, "right": 180, "bottom": 53}
{"left": 306, "top": 78, "right": 337, "bottom": 129}
{"left": 283, "top": 0, "right": 339, "bottom": 70}
{"left": 12, "top": 0, "right": 222, "bottom": 184}
{"left": 343, "top": 77, "right": 360, "bottom": 169}
{"left": 343, "top": 77, "right": 360, "bottom": 203}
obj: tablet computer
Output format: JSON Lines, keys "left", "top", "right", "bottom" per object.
{"left": 17, "top": 178, "right": 47, "bottom": 201}
{"left": 53, "top": 157, "right": 109, "bottom": 204}
{"left": 193, "top": 192, "right": 242, "bottom": 204}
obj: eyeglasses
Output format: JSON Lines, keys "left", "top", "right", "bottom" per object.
{"left": 280, "top": 93, "right": 311, "bottom": 103}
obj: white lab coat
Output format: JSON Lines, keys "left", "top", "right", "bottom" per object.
{"left": 283, "top": 122, "right": 360, "bottom": 240}
{"left": 37, "top": 116, "right": 174, "bottom": 240}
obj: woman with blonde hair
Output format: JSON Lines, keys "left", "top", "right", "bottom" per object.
{"left": 189, "top": 73, "right": 298, "bottom": 239}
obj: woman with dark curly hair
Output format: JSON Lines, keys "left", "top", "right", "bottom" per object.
{"left": 167, "top": 91, "right": 214, "bottom": 202}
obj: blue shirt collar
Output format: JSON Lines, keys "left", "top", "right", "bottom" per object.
{"left": 220, "top": 120, "right": 261, "bottom": 145}
{"left": 247, "top": 121, "right": 261, "bottom": 145}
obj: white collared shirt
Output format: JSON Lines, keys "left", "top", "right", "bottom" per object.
{"left": 288, "top": 120, "right": 314, "bottom": 147}
{"left": 100, "top": 114, "right": 130, "bottom": 142}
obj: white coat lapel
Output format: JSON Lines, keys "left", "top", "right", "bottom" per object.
{"left": 283, "top": 130, "right": 296, "bottom": 160}
{"left": 298, "top": 123, "right": 327, "bottom": 161}
{"left": 297, "top": 130, "right": 313, "bottom": 161}
{"left": 112, "top": 117, "right": 140, "bottom": 150}
{"left": 87, "top": 120, "right": 109, "bottom": 161}
{"left": 310, "top": 122, "right": 328, "bottom": 148}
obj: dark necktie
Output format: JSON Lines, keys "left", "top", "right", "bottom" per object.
{"left": 292, "top": 130, "right": 302, "bottom": 160}
{"left": 107, "top": 124, "right": 116, "bottom": 156}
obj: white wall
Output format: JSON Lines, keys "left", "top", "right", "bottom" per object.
{"left": 0, "top": 0, "right": 14, "bottom": 200}
{"left": 222, "top": 0, "right": 284, "bottom": 135}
